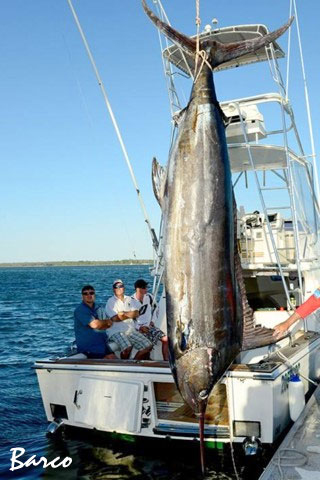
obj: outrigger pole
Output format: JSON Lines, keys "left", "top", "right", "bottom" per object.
{"left": 291, "top": 0, "right": 320, "bottom": 203}
{"left": 66, "top": 0, "right": 159, "bottom": 253}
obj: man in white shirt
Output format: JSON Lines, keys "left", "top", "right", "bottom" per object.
{"left": 131, "top": 279, "right": 169, "bottom": 361}
{"left": 105, "top": 279, "right": 152, "bottom": 360}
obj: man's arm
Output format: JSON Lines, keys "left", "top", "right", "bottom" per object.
{"left": 123, "top": 309, "right": 139, "bottom": 319}
{"left": 273, "top": 289, "right": 320, "bottom": 338}
{"left": 139, "top": 325, "right": 150, "bottom": 333}
{"left": 111, "top": 310, "right": 139, "bottom": 321}
{"left": 123, "top": 297, "right": 140, "bottom": 319}
{"left": 111, "top": 312, "right": 130, "bottom": 321}
{"left": 89, "top": 318, "right": 113, "bottom": 330}
{"left": 75, "top": 306, "right": 111, "bottom": 330}
{"left": 105, "top": 299, "right": 128, "bottom": 322}
{"left": 273, "top": 311, "right": 302, "bottom": 338}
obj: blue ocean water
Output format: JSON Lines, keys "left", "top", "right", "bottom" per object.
{"left": 0, "top": 265, "right": 263, "bottom": 480}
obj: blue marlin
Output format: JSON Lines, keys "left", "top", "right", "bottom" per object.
{"left": 142, "top": 0, "right": 292, "bottom": 472}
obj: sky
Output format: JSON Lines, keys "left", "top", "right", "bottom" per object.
{"left": 0, "top": 0, "right": 319, "bottom": 263}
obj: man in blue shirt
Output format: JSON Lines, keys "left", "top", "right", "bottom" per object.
{"left": 74, "top": 285, "right": 116, "bottom": 359}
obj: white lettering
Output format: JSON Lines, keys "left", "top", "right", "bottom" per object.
{"left": 25, "top": 455, "right": 47, "bottom": 468}
{"left": 62, "top": 457, "right": 72, "bottom": 468}
{"left": 46, "top": 457, "right": 62, "bottom": 468}
{"left": 9, "top": 447, "right": 72, "bottom": 471}
{"left": 46, "top": 456, "right": 72, "bottom": 468}
{"left": 10, "top": 448, "right": 25, "bottom": 471}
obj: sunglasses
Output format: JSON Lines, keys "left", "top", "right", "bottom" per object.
{"left": 114, "top": 285, "right": 124, "bottom": 289}
{"left": 83, "top": 291, "right": 95, "bottom": 296}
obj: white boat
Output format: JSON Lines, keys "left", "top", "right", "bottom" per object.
{"left": 35, "top": 3, "right": 320, "bottom": 454}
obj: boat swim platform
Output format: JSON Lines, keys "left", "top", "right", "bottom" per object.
{"left": 155, "top": 383, "right": 229, "bottom": 427}
{"left": 259, "top": 384, "right": 320, "bottom": 480}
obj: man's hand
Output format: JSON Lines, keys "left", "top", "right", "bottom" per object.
{"left": 89, "top": 318, "right": 113, "bottom": 330}
{"left": 139, "top": 326, "right": 150, "bottom": 334}
{"left": 272, "top": 321, "right": 289, "bottom": 339}
{"left": 114, "top": 310, "right": 139, "bottom": 321}
{"left": 272, "top": 311, "right": 302, "bottom": 339}
{"left": 105, "top": 318, "right": 113, "bottom": 328}
{"left": 110, "top": 312, "right": 127, "bottom": 321}
{"left": 123, "top": 310, "right": 139, "bottom": 319}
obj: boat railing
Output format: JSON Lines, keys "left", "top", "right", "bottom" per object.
{"left": 221, "top": 92, "right": 291, "bottom": 114}
{"left": 221, "top": 83, "right": 319, "bottom": 290}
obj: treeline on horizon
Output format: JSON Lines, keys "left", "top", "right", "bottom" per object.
{"left": 0, "top": 259, "right": 153, "bottom": 268}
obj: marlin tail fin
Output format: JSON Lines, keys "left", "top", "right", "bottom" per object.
{"left": 142, "top": 0, "right": 293, "bottom": 70}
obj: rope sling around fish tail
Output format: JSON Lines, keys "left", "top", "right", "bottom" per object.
{"left": 194, "top": 0, "right": 212, "bottom": 83}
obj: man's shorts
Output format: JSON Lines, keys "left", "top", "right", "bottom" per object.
{"left": 84, "top": 343, "right": 114, "bottom": 359}
{"left": 109, "top": 331, "right": 152, "bottom": 352}
{"left": 143, "top": 326, "right": 165, "bottom": 345}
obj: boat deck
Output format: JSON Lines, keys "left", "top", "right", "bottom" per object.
{"left": 156, "top": 383, "right": 229, "bottom": 426}
{"left": 259, "top": 384, "right": 320, "bottom": 479}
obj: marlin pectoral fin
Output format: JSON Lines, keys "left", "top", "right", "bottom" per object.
{"left": 205, "top": 17, "right": 294, "bottom": 68}
{"left": 242, "top": 326, "right": 280, "bottom": 350}
{"left": 142, "top": 0, "right": 196, "bottom": 57}
{"left": 152, "top": 157, "right": 167, "bottom": 209}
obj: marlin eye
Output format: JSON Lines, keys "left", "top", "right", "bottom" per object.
{"left": 199, "top": 390, "right": 208, "bottom": 400}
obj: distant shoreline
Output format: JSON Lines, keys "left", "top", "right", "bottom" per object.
{"left": 0, "top": 260, "right": 153, "bottom": 268}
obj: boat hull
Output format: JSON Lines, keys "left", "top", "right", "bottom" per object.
{"left": 34, "top": 330, "right": 320, "bottom": 445}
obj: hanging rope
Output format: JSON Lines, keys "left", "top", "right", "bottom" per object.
{"left": 193, "top": 0, "right": 212, "bottom": 83}
{"left": 194, "top": 0, "right": 201, "bottom": 77}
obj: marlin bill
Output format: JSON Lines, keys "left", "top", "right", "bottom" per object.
{"left": 142, "top": 0, "right": 293, "bottom": 469}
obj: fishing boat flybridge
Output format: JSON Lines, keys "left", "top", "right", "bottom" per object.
{"left": 35, "top": 2, "right": 320, "bottom": 452}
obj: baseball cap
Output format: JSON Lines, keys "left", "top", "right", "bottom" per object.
{"left": 113, "top": 279, "right": 124, "bottom": 288}
{"left": 134, "top": 279, "right": 149, "bottom": 289}
{"left": 82, "top": 284, "right": 95, "bottom": 294}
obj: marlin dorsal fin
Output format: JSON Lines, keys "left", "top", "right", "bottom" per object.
{"left": 152, "top": 157, "right": 167, "bottom": 209}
